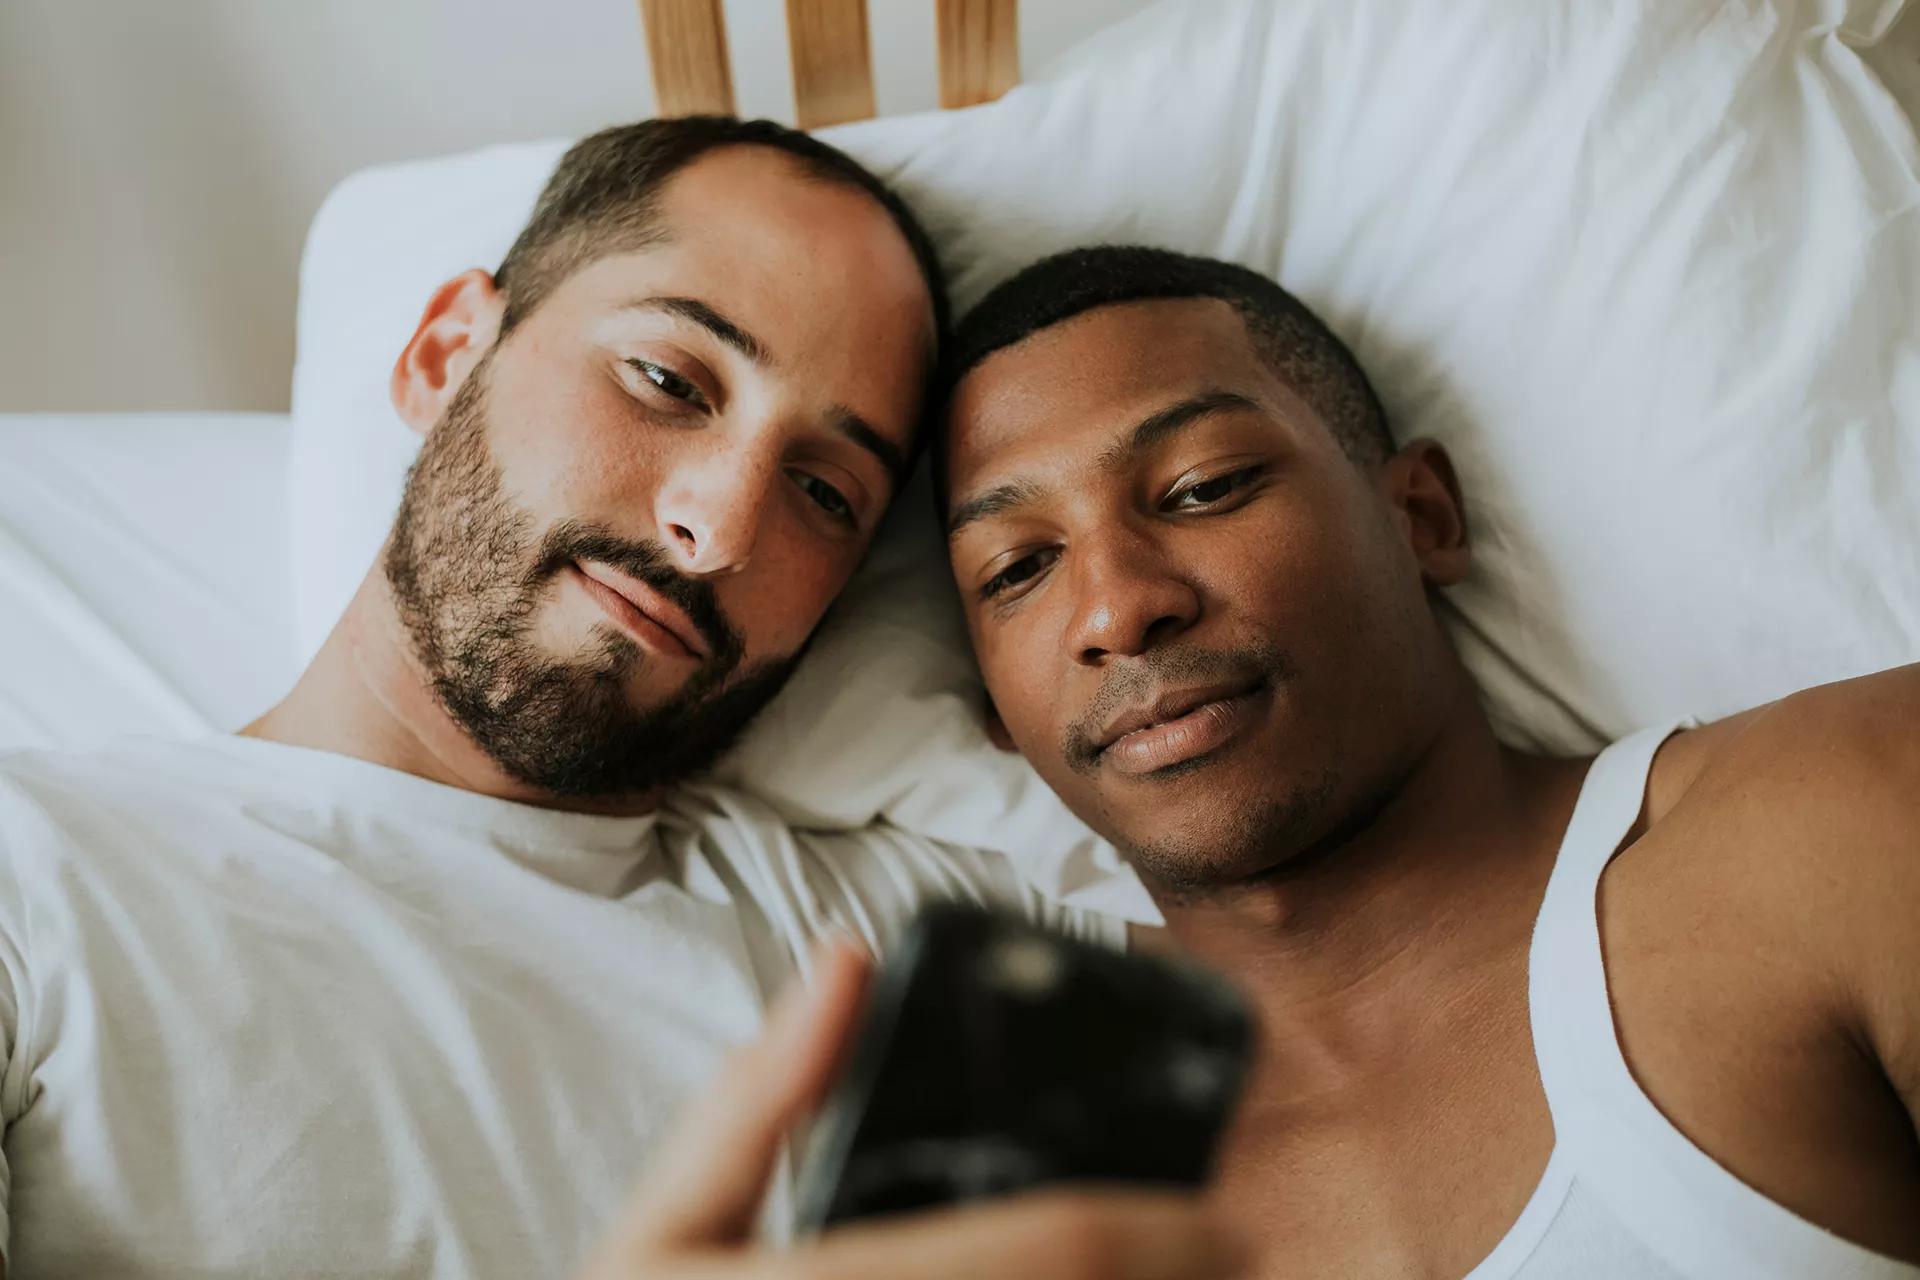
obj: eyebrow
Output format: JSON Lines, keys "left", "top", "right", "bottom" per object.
{"left": 945, "top": 478, "right": 1047, "bottom": 540}
{"left": 946, "top": 390, "right": 1261, "bottom": 539}
{"left": 830, "top": 404, "right": 909, "bottom": 486}
{"left": 621, "top": 295, "right": 907, "bottom": 487}
{"left": 1095, "top": 391, "right": 1260, "bottom": 472}
{"left": 620, "top": 295, "right": 768, "bottom": 365}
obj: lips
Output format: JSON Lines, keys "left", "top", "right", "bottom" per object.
{"left": 572, "top": 560, "right": 709, "bottom": 660}
{"left": 1093, "top": 678, "right": 1270, "bottom": 777}
{"left": 1095, "top": 678, "right": 1263, "bottom": 752}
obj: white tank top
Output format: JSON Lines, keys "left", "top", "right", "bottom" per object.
{"left": 1464, "top": 722, "right": 1920, "bottom": 1280}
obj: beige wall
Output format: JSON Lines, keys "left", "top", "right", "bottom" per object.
{"left": 0, "top": 0, "right": 1154, "bottom": 412}
{"left": 11, "top": 1, "right": 1912, "bottom": 414}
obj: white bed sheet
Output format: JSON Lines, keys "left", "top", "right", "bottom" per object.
{"left": 0, "top": 413, "right": 298, "bottom": 751}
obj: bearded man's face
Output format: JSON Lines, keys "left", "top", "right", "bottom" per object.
{"left": 383, "top": 147, "right": 935, "bottom": 800}
{"left": 386, "top": 355, "right": 805, "bottom": 797}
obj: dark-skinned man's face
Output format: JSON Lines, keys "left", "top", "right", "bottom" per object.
{"left": 942, "top": 299, "right": 1469, "bottom": 892}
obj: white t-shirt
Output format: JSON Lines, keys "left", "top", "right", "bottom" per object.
{"left": 0, "top": 734, "right": 1120, "bottom": 1279}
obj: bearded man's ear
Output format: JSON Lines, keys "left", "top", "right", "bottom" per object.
{"left": 390, "top": 269, "right": 506, "bottom": 436}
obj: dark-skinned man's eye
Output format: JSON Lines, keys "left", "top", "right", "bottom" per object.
{"left": 981, "top": 549, "right": 1056, "bottom": 600}
{"left": 1169, "top": 465, "right": 1263, "bottom": 510}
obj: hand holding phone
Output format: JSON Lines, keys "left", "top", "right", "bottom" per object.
{"left": 574, "top": 935, "right": 1250, "bottom": 1280}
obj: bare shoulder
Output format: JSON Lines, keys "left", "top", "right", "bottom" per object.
{"left": 1645, "top": 662, "right": 1919, "bottom": 921}
{"left": 1633, "top": 663, "right": 1920, "bottom": 1096}
{"left": 1648, "top": 662, "right": 1920, "bottom": 828}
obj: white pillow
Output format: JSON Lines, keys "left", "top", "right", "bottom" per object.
{"left": 292, "top": 0, "right": 1919, "bottom": 903}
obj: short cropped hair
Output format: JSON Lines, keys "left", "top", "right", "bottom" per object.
{"left": 942, "top": 246, "right": 1391, "bottom": 475}
{"left": 494, "top": 117, "right": 950, "bottom": 348}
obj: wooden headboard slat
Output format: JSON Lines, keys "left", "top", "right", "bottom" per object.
{"left": 786, "top": 0, "right": 879, "bottom": 130}
{"left": 637, "top": 0, "right": 736, "bottom": 118}
{"left": 635, "top": 2, "right": 1023, "bottom": 126}
{"left": 937, "top": 0, "right": 1019, "bottom": 110}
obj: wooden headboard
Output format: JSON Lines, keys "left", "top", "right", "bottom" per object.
{"left": 636, "top": 0, "right": 1020, "bottom": 129}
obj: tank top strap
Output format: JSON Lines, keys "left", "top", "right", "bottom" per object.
{"left": 1528, "top": 721, "right": 1920, "bottom": 1279}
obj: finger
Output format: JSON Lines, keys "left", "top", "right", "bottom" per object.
{"left": 783, "top": 1188, "right": 1251, "bottom": 1280}
{"left": 621, "top": 938, "right": 874, "bottom": 1250}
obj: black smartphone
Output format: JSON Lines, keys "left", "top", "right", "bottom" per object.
{"left": 792, "top": 903, "right": 1254, "bottom": 1233}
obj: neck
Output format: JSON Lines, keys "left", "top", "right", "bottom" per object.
{"left": 1150, "top": 679, "right": 1587, "bottom": 1076}
{"left": 242, "top": 567, "right": 660, "bottom": 817}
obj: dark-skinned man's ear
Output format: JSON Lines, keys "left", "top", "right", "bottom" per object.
{"left": 1383, "top": 438, "right": 1470, "bottom": 588}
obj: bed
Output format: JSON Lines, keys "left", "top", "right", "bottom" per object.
{"left": 3, "top": 0, "right": 1916, "bottom": 911}
{"left": 0, "top": 413, "right": 295, "bottom": 749}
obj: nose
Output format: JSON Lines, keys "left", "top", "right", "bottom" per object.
{"left": 1063, "top": 527, "right": 1200, "bottom": 665}
{"left": 652, "top": 443, "right": 778, "bottom": 578}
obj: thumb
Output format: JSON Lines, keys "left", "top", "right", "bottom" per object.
{"left": 618, "top": 937, "right": 873, "bottom": 1253}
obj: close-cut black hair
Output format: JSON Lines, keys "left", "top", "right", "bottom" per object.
{"left": 939, "top": 246, "right": 1391, "bottom": 503}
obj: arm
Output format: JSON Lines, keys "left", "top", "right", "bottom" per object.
{"left": 577, "top": 941, "right": 1247, "bottom": 1280}
{"left": 1812, "top": 665, "right": 1920, "bottom": 1129}
{"left": 1691, "top": 663, "right": 1920, "bottom": 1124}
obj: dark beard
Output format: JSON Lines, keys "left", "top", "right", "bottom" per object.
{"left": 383, "top": 355, "right": 800, "bottom": 800}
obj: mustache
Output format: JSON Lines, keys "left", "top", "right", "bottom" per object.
{"left": 531, "top": 520, "right": 745, "bottom": 671}
{"left": 1062, "top": 642, "right": 1295, "bottom": 773}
